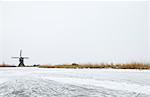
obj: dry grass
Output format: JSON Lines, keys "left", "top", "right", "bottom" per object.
{"left": 0, "top": 64, "right": 16, "bottom": 67}
{"left": 39, "top": 63, "right": 150, "bottom": 70}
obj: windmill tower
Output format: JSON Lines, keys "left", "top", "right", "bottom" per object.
{"left": 12, "top": 50, "right": 29, "bottom": 67}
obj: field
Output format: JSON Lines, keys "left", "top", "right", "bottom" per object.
{"left": 0, "top": 67, "right": 150, "bottom": 97}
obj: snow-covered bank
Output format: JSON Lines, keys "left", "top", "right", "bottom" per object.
{"left": 0, "top": 67, "right": 150, "bottom": 97}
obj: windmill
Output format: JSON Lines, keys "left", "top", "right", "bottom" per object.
{"left": 12, "top": 50, "right": 29, "bottom": 67}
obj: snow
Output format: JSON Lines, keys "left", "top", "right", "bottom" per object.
{"left": 0, "top": 67, "right": 150, "bottom": 97}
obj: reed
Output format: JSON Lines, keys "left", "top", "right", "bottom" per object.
{"left": 39, "top": 63, "right": 150, "bottom": 70}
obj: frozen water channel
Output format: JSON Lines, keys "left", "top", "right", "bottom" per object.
{"left": 0, "top": 67, "right": 150, "bottom": 97}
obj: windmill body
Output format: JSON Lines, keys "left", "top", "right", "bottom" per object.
{"left": 12, "top": 50, "right": 29, "bottom": 67}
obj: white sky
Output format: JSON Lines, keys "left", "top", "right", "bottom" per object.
{"left": 0, "top": 1, "right": 149, "bottom": 65}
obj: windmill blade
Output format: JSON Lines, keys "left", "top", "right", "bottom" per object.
{"left": 20, "top": 50, "right": 22, "bottom": 57}
{"left": 23, "top": 57, "right": 29, "bottom": 59}
{"left": 11, "top": 57, "right": 19, "bottom": 59}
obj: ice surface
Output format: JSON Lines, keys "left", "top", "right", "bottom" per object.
{"left": 0, "top": 67, "right": 150, "bottom": 97}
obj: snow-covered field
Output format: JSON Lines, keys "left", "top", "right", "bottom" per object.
{"left": 0, "top": 67, "right": 150, "bottom": 97}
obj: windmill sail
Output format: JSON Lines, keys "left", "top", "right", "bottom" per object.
{"left": 23, "top": 57, "right": 29, "bottom": 59}
{"left": 11, "top": 57, "right": 19, "bottom": 59}
{"left": 20, "top": 50, "right": 22, "bottom": 57}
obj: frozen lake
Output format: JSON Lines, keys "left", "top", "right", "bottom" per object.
{"left": 0, "top": 67, "right": 150, "bottom": 97}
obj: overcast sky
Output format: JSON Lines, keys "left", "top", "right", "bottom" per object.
{"left": 0, "top": 1, "right": 149, "bottom": 65}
